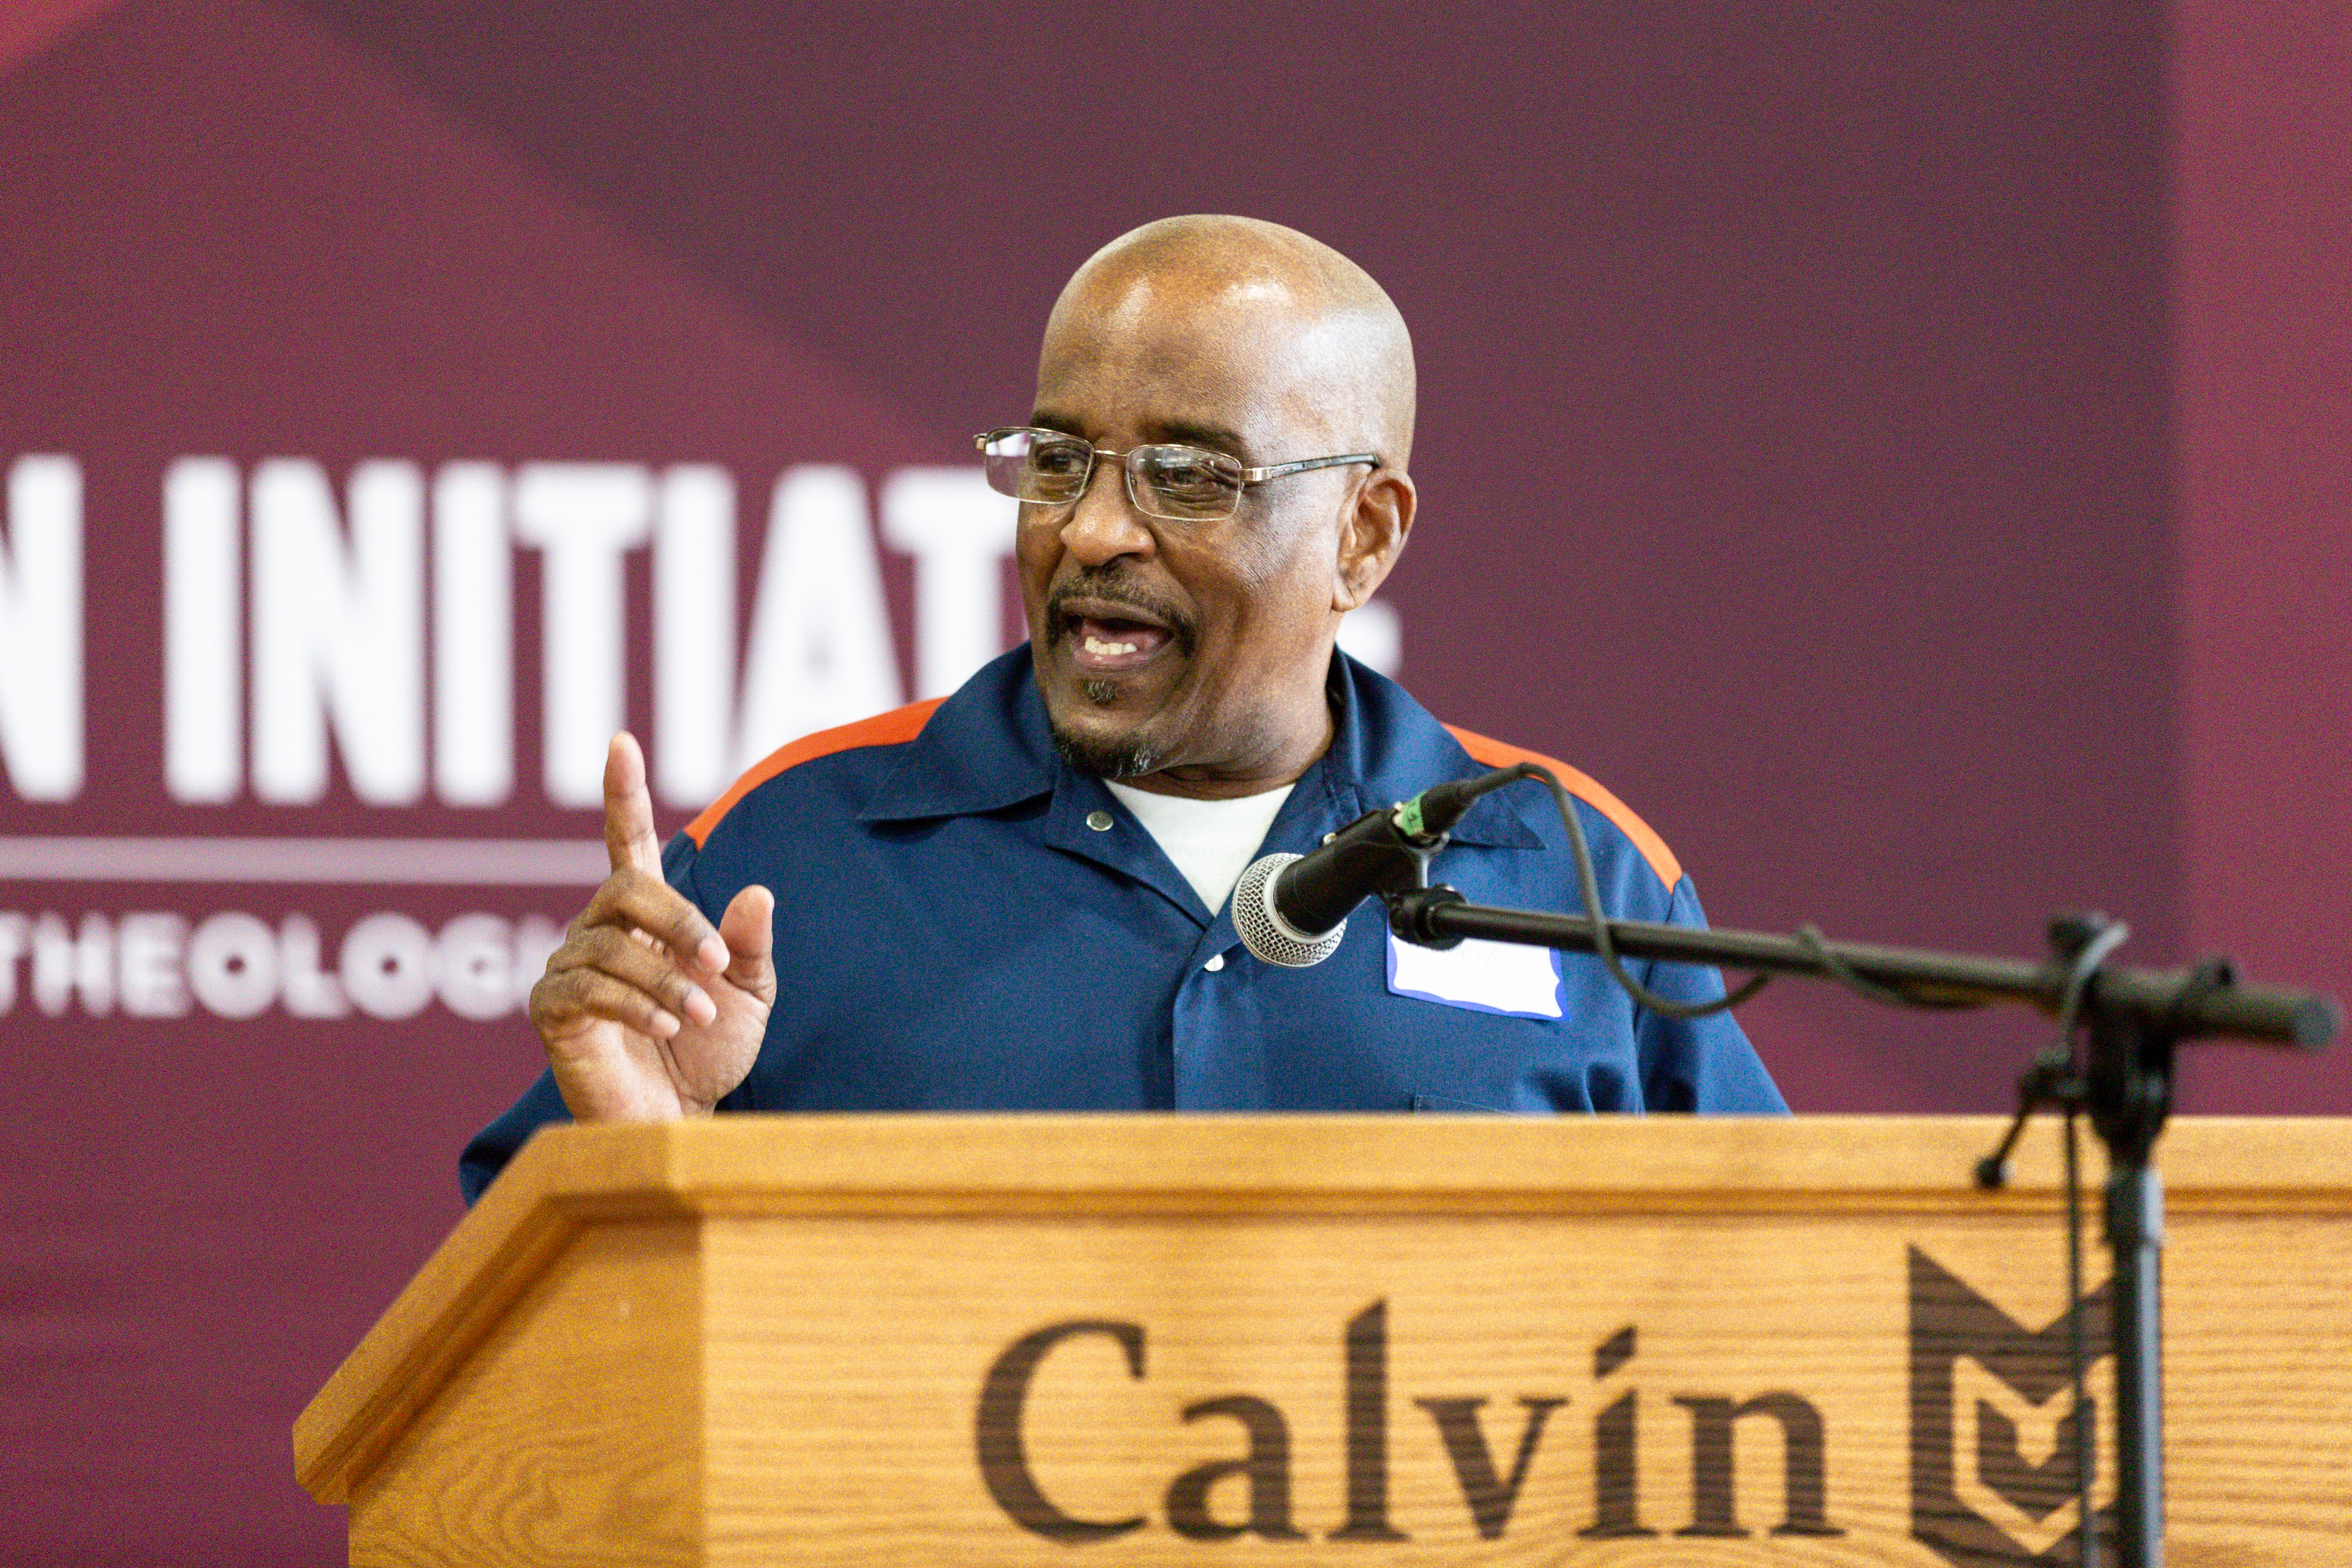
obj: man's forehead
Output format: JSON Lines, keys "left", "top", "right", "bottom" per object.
{"left": 1040, "top": 284, "right": 1351, "bottom": 425}
{"left": 1026, "top": 401, "right": 1255, "bottom": 455}
{"left": 1030, "top": 352, "right": 1339, "bottom": 459}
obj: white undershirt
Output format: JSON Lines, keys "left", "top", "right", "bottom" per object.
{"left": 1104, "top": 780, "right": 1297, "bottom": 917}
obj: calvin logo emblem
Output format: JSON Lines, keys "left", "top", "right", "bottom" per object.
{"left": 1910, "top": 1248, "right": 2114, "bottom": 1566}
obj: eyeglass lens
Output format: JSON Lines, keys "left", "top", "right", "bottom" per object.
{"left": 978, "top": 429, "right": 1245, "bottom": 522}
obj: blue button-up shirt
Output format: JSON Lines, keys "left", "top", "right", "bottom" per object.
{"left": 461, "top": 649, "right": 1784, "bottom": 1202}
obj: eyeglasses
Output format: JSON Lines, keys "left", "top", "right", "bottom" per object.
{"left": 974, "top": 426, "right": 1378, "bottom": 523}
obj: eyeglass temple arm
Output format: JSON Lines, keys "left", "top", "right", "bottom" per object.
{"left": 1236, "top": 453, "right": 1380, "bottom": 482}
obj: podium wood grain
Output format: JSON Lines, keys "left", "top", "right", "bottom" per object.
{"left": 296, "top": 1116, "right": 2352, "bottom": 1565}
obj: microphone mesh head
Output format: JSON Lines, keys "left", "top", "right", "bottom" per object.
{"left": 1233, "top": 852, "right": 1347, "bottom": 968}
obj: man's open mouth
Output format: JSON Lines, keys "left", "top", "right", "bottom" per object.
{"left": 1050, "top": 593, "right": 1187, "bottom": 675}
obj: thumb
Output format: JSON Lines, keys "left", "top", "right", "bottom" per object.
{"left": 718, "top": 884, "right": 777, "bottom": 1002}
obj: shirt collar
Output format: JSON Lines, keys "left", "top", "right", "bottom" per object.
{"left": 1317, "top": 652, "right": 1545, "bottom": 851}
{"left": 855, "top": 649, "right": 1057, "bottom": 822}
{"left": 858, "top": 645, "right": 1543, "bottom": 851}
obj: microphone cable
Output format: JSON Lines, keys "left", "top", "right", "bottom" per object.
{"left": 1447, "top": 761, "right": 1770, "bottom": 1021}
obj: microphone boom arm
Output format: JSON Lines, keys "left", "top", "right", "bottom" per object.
{"left": 1381, "top": 889, "right": 2332, "bottom": 1045}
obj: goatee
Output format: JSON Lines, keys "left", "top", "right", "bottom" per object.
{"left": 1050, "top": 720, "right": 1161, "bottom": 780}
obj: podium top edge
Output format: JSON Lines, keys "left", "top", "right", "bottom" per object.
{"left": 511, "top": 1113, "right": 2352, "bottom": 1212}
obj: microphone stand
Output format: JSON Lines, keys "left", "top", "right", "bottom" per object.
{"left": 1383, "top": 884, "right": 2337, "bottom": 1568}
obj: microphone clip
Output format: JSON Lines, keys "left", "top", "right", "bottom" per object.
{"left": 1384, "top": 883, "right": 1468, "bottom": 951}
{"left": 1304, "top": 799, "right": 1452, "bottom": 919}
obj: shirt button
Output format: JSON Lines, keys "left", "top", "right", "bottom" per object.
{"left": 1085, "top": 809, "right": 1114, "bottom": 832}
{"left": 1204, "top": 953, "right": 1226, "bottom": 972}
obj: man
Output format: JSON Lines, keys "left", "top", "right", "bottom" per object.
{"left": 461, "top": 216, "right": 1782, "bottom": 1201}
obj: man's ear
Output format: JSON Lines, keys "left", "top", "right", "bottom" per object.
{"left": 1333, "top": 468, "right": 1415, "bottom": 612}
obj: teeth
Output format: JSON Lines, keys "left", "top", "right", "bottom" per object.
{"left": 1083, "top": 634, "right": 1139, "bottom": 656}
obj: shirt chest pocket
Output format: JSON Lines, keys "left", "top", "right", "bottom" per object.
{"left": 1384, "top": 931, "right": 1564, "bottom": 1020}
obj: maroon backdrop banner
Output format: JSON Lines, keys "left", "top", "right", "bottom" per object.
{"left": 0, "top": 3, "right": 2344, "bottom": 1559}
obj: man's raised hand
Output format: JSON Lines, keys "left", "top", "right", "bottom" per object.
{"left": 527, "top": 733, "right": 776, "bottom": 1122}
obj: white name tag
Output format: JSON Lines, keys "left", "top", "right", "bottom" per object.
{"left": 1385, "top": 932, "right": 1563, "bottom": 1020}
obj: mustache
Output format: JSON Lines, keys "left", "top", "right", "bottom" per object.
{"left": 1044, "top": 569, "right": 1197, "bottom": 653}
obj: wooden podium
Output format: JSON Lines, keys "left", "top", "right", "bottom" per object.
{"left": 295, "top": 1116, "right": 2352, "bottom": 1565}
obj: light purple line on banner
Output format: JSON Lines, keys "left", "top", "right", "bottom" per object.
{"left": 0, "top": 837, "right": 609, "bottom": 886}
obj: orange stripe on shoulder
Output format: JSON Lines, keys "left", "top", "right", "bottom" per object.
{"left": 685, "top": 698, "right": 947, "bottom": 847}
{"left": 1443, "top": 724, "right": 1683, "bottom": 890}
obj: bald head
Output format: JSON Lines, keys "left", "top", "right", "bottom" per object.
{"left": 1045, "top": 215, "right": 1416, "bottom": 467}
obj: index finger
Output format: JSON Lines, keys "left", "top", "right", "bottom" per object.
{"left": 603, "top": 732, "right": 663, "bottom": 876}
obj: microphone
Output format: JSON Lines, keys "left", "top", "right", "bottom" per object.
{"left": 1233, "top": 774, "right": 1493, "bottom": 968}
